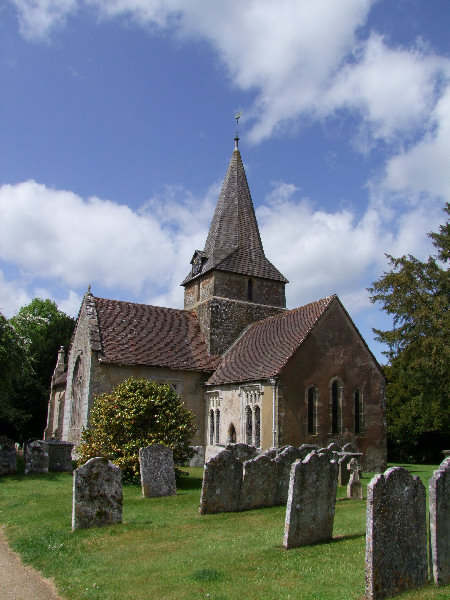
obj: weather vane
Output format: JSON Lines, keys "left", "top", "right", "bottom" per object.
{"left": 235, "top": 111, "right": 242, "bottom": 137}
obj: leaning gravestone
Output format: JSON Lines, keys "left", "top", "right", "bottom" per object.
{"left": 239, "top": 454, "right": 277, "bottom": 510}
{"left": 72, "top": 457, "right": 122, "bottom": 530}
{"left": 365, "top": 467, "right": 427, "bottom": 600}
{"left": 199, "top": 449, "right": 243, "bottom": 514}
{"left": 139, "top": 444, "right": 176, "bottom": 498}
{"left": 274, "top": 445, "right": 304, "bottom": 505}
{"left": 283, "top": 451, "right": 339, "bottom": 549}
{"left": 0, "top": 437, "right": 17, "bottom": 475}
{"left": 429, "top": 457, "right": 450, "bottom": 586}
{"left": 24, "top": 440, "right": 49, "bottom": 474}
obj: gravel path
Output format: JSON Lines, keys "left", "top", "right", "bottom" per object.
{"left": 0, "top": 527, "right": 65, "bottom": 600}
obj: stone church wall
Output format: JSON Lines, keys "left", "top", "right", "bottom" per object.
{"left": 278, "top": 301, "right": 386, "bottom": 472}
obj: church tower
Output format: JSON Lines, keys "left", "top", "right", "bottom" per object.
{"left": 182, "top": 137, "right": 288, "bottom": 355}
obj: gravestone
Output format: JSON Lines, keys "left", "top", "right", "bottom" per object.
{"left": 274, "top": 445, "right": 304, "bottom": 505}
{"left": 139, "top": 445, "right": 176, "bottom": 498}
{"left": 338, "top": 452, "right": 363, "bottom": 486}
{"left": 262, "top": 447, "right": 278, "bottom": 459}
{"left": 429, "top": 457, "right": 450, "bottom": 586}
{"left": 72, "top": 457, "right": 122, "bottom": 530}
{"left": 199, "top": 449, "right": 243, "bottom": 514}
{"left": 239, "top": 454, "right": 277, "bottom": 510}
{"left": 342, "top": 442, "right": 358, "bottom": 453}
{"left": 283, "top": 452, "right": 339, "bottom": 549}
{"left": 24, "top": 440, "right": 49, "bottom": 474}
{"left": 188, "top": 445, "right": 205, "bottom": 467}
{"left": 0, "top": 437, "right": 17, "bottom": 475}
{"left": 224, "top": 442, "right": 258, "bottom": 463}
{"left": 347, "top": 458, "right": 363, "bottom": 499}
{"left": 45, "top": 440, "right": 74, "bottom": 472}
{"left": 298, "top": 444, "right": 319, "bottom": 457}
{"left": 365, "top": 467, "right": 427, "bottom": 600}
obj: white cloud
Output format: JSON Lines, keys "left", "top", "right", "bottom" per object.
{"left": 10, "top": 0, "right": 78, "bottom": 41}
{"left": 0, "top": 270, "right": 32, "bottom": 317}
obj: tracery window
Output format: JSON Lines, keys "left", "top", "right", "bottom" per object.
{"left": 207, "top": 391, "right": 221, "bottom": 446}
{"left": 209, "top": 409, "right": 215, "bottom": 445}
{"left": 254, "top": 405, "right": 261, "bottom": 447}
{"left": 245, "top": 405, "right": 253, "bottom": 444}
{"left": 240, "top": 384, "right": 263, "bottom": 448}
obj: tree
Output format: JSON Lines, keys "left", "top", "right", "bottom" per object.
{"left": 3, "top": 299, "right": 75, "bottom": 441}
{"left": 77, "top": 377, "right": 197, "bottom": 482}
{"left": 369, "top": 203, "right": 450, "bottom": 462}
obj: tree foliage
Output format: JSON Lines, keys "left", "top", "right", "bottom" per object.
{"left": 369, "top": 203, "right": 450, "bottom": 462}
{"left": 0, "top": 299, "right": 75, "bottom": 442}
{"left": 77, "top": 377, "right": 197, "bottom": 482}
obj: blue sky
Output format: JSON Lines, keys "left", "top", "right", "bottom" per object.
{"left": 1, "top": 0, "right": 449, "bottom": 362}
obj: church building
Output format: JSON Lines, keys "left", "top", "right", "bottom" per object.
{"left": 45, "top": 137, "right": 386, "bottom": 472}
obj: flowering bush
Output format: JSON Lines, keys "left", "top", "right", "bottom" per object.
{"left": 77, "top": 377, "right": 197, "bottom": 482}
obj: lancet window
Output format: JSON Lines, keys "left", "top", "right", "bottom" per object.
{"left": 240, "top": 384, "right": 262, "bottom": 448}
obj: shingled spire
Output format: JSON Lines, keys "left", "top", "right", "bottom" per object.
{"left": 182, "top": 140, "right": 287, "bottom": 285}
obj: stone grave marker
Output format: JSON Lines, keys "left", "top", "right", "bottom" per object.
{"left": 224, "top": 442, "right": 258, "bottom": 463}
{"left": 72, "top": 457, "right": 122, "bottom": 530}
{"left": 283, "top": 451, "right": 339, "bottom": 549}
{"left": 429, "top": 457, "right": 450, "bottom": 586}
{"left": 342, "top": 442, "right": 358, "bottom": 453}
{"left": 274, "top": 445, "right": 304, "bottom": 505}
{"left": 199, "top": 449, "right": 243, "bottom": 514}
{"left": 188, "top": 445, "right": 205, "bottom": 467}
{"left": 347, "top": 457, "right": 363, "bottom": 499}
{"left": 45, "top": 440, "right": 74, "bottom": 472}
{"left": 24, "top": 440, "right": 49, "bottom": 474}
{"left": 239, "top": 454, "right": 277, "bottom": 510}
{"left": 139, "top": 444, "right": 176, "bottom": 498}
{"left": 365, "top": 466, "right": 427, "bottom": 600}
{"left": 0, "top": 437, "right": 17, "bottom": 475}
{"left": 338, "top": 452, "right": 363, "bottom": 486}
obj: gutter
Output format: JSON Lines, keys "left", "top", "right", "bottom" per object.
{"left": 269, "top": 376, "right": 278, "bottom": 447}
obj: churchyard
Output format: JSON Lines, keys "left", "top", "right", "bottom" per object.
{"left": 0, "top": 456, "right": 448, "bottom": 600}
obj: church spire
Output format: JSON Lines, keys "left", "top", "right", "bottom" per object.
{"left": 182, "top": 138, "right": 287, "bottom": 286}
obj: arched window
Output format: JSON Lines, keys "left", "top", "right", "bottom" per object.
{"left": 215, "top": 409, "right": 220, "bottom": 444}
{"left": 254, "top": 405, "right": 261, "bottom": 447}
{"left": 307, "top": 386, "right": 317, "bottom": 435}
{"left": 247, "top": 279, "right": 253, "bottom": 302}
{"left": 331, "top": 380, "right": 340, "bottom": 435}
{"left": 245, "top": 405, "right": 252, "bottom": 444}
{"left": 209, "top": 409, "right": 215, "bottom": 445}
{"left": 228, "top": 423, "right": 236, "bottom": 444}
{"left": 354, "top": 388, "right": 364, "bottom": 435}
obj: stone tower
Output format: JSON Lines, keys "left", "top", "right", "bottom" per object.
{"left": 182, "top": 138, "right": 288, "bottom": 355}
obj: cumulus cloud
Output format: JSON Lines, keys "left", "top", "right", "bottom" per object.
{"left": 10, "top": 0, "right": 78, "bottom": 41}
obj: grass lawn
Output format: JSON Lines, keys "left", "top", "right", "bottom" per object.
{"left": 0, "top": 463, "right": 448, "bottom": 600}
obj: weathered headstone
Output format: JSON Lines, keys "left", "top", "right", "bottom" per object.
{"left": 224, "top": 442, "right": 258, "bottom": 463}
{"left": 298, "top": 443, "right": 319, "bottom": 457}
{"left": 429, "top": 457, "right": 450, "bottom": 586}
{"left": 365, "top": 467, "right": 427, "bottom": 600}
{"left": 72, "top": 457, "right": 122, "bottom": 530}
{"left": 199, "top": 449, "right": 243, "bottom": 514}
{"left": 188, "top": 445, "right": 205, "bottom": 467}
{"left": 274, "top": 445, "right": 304, "bottom": 505}
{"left": 45, "top": 440, "right": 74, "bottom": 472}
{"left": 342, "top": 442, "right": 358, "bottom": 453}
{"left": 0, "top": 437, "right": 17, "bottom": 475}
{"left": 239, "top": 454, "right": 277, "bottom": 510}
{"left": 139, "top": 444, "right": 176, "bottom": 498}
{"left": 326, "top": 442, "right": 341, "bottom": 452}
{"left": 283, "top": 452, "right": 338, "bottom": 549}
{"left": 24, "top": 440, "right": 49, "bottom": 474}
{"left": 338, "top": 452, "right": 363, "bottom": 486}
{"left": 347, "top": 458, "right": 363, "bottom": 499}
{"left": 262, "top": 447, "right": 278, "bottom": 459}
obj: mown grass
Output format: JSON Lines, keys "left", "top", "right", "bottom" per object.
{"left": 0, "top": 463, "right": 448, "bottom": 600}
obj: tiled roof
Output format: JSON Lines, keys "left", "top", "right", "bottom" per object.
{"left": 182, "top": 147, "right": 287, "bottom": 285}
{"left": 94, "top": 297, "right": 219, "bottom": 372}
{"left": 207, "top": 295, "right": 336, "bottom": 385}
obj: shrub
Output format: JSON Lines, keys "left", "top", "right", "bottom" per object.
{"left": 77, "top": 377, "right": 197, "bottom": 482}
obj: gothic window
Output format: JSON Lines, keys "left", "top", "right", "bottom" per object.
{"left": 354, "top": 388, "right": 365, "bottom": 435}
{"left": 331, "top": 380, "right": 341, "bottom": 435}
{"left": 247, "top": 278, "right": 253, "bottom": 302}
{"left": 254, "top": 405, "right": 261, "bottom": 447}
{"left": 209, "top": 409, "right": 215, "bottom": 445}
{"left": 215, "top": 409, "right": 220, "bottom": 444}
{"left": 228, "top": 423, "right": 236, "bottom": 444}
{"left": 307, "top": 386, "right": 317, "bottom": 435}
{"left": 245, "top": 405, "right": 253, "bottom": 444}
{"left": 71, "top": 355, "right": 83, "bottom": 428}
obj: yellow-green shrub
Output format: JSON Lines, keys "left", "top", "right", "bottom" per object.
{"left": 77, "top": 377, "right": 197, "bottom": 482}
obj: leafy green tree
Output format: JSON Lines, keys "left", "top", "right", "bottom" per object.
{"left": 4, "top": 299, "right": 75, "bottom": 441}
{"left": 0, "top": 312, "right": 33, "bottom": 438}
{"left": 77, "top": 378, "right": 197, "bottom": 482}
{"left": 369, "top": 203, "right": 450, "bottom": 462}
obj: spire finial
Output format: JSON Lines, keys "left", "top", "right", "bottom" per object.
{"left": 234, "top": 111, "right": 242, "bottom": 150}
